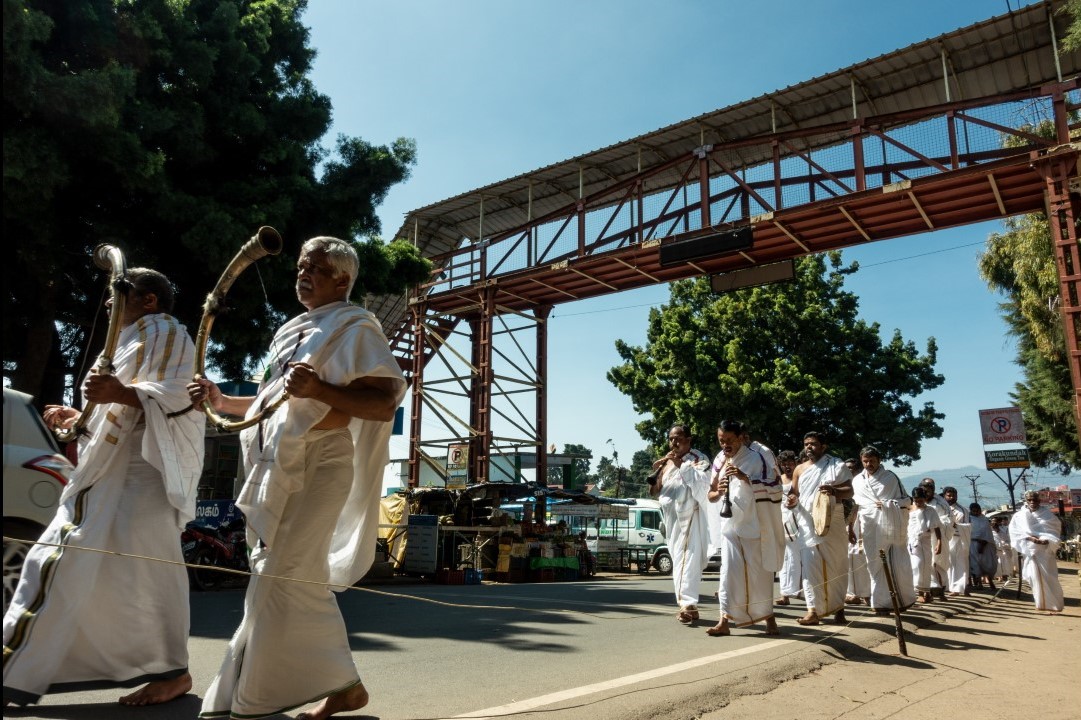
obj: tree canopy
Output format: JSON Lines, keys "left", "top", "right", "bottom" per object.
{"left": 979, "top": 209, "right": 1080, "bottom": 472}
{"left": 607, "top": 253, "right": 945, "bottom": 464}
{"left": 3, "top": 0, "right": 431, "bottom": 405}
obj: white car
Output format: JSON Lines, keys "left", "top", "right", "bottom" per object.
{"left": 3, "top": 387, "right": 75, "bottom": 610}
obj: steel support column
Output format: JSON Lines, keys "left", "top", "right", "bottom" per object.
{"left": 407, "top": 303, "right": 428, "bottom": 488}
{"left": 535, "top": 305, "right": 551, "bottom": 487}
{"left": 1036, "top": 152, "right": 1081, "bottom": 450}
{"left": 469, "top": 288, "right": 496, "bottom": 482}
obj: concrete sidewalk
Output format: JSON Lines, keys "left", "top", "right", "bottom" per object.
{"left": 706, "top": 561, "right": 1080, "bottom": 719}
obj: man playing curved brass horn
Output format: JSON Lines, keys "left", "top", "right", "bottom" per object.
{"left": 4, "top": 268, "right": 205, "bottom": 708}
{"left": 189, "top": 236, "right": 406, "bottom": 720}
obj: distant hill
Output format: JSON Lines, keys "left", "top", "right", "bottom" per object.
{"left": 897, "top": 465, "right": 1080, "bottom": 511}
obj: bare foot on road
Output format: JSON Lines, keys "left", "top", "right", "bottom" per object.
{"left": 764, "top": 616, "right": 780, "bottom": 635}
{"left": 118, "top": 672, "right": 192, "bottom": 706}
{"left": 297, "top": 681, "right": 370, "bottom": 720}
{"left": 705, "top": 618, "right": 731, "bottom": 636}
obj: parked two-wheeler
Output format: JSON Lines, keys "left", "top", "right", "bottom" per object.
{"left": 181, "top": 517, "right": 249, "bottom": 591}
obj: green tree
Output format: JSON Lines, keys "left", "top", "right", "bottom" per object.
{"left": 979, "top": 215, "right": 1081, "bottom": 471}
{"left": 593, "top": 455, "right": 622, "bottom": 497}
{"left": 977, "top": 0, "right": 1081, "bottom": 474}
{"left": 3, "top": 0, "right": 430, "bottom": 405}
{"left": 624, "top": 449, "right": 655, "bottom": 498}
{"left": 545, "top": 443, "right": 592, "bottom": 489}
{"left": 608, "top": 253, "right": 944, "bottom": 464}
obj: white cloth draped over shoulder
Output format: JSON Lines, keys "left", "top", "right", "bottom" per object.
{"left": 795, "top": 454, "right": 852, "bottom": 616}
{"left": 907, "top": 505, "right": 941, "bottom": 592}
{"left": 1008, "top": 506, "right": 1064, "bottom": 612}
{"left": 200, "top": 302, "right": 407, "bottom": 720}
{"left": 969, "top": 514, "right": 997, "bottom": 579}
{"left": 945, "top": 501, "right": 971, "bottom": 593}
{"left": 710, "top": 444, "right": 785, "bottom": 626}
{"left": 926, "top": 495, "right": 953, "bottom": 589}
{"left": 657, "top": 448, "right": 712, "bottom": 610}
{"left": 236, "top": 301, "right": 407, "bottom": 587}
{"left": 852, "top": 466, "right": 915, "bottom": 608}
{"left": 778, "top": 478, "right": 803, "bottom": 598}
{"left": 3, "top": 314, "right": 204, "bottom": 704}
{"left": 62, "top": 314, "right": 205, "bottom": 527}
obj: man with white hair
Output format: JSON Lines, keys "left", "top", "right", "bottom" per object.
{"left": 1008, "top": 491, "right": 1064, "bottom": 613}
{"left": 191, "top": 236, "right": 407, "bottom": 720}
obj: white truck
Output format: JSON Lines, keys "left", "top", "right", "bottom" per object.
{"left": 551, "top": 498, "right": 675, "bottom": 573}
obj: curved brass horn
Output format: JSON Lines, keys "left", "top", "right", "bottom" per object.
{"left": 193, "top": 226, "right": 285, "bottom": 432}
{"left": 56, "top": 244, "right": 130, "bottom": 442}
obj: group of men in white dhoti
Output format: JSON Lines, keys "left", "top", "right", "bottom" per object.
{"left": 5, "top": 237, "right": 406, "bottom": 720}
{"left": 648, "top": 420, "right": 1070, "bottom": 638}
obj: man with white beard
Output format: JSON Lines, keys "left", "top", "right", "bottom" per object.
{"left": 1008, "top": 491, "right": 1064, "bottom": 613}
{"left": 851, "top": 446, "right": 915, "bottom": 614}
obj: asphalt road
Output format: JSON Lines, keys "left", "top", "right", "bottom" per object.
{"left": 3, "top": 571, "right": 991, "bottom": 720}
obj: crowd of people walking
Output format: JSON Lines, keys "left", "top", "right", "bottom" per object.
{"left": 647, "top": 423, "right": 1068, "bottom": 636}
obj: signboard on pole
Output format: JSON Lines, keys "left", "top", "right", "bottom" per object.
{"left": 983, "top": 448, "right": 1030, "bottom": 470}
{"left": 978, "top": 407, "right": 1027, "bottom": 445}
{"left": 446, "top": 443, "right": 469, "bottom": 489}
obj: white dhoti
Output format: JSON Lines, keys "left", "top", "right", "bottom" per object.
{"left": 930, "top": 552, "right": 948, "bottom": 590}
{"left": 4, "top": 429, "right": 189, "bottom": 704}
{"left": 778, "top": 532, "right": 802, "bottom": 598}
{"left": 909, "top": 534, "right": 933, "bottom": 592}
{"left": 863, "top": 539, "right": 915, "bottom": 609}
{"left": 1019, "top": 548, "right": 1064, "bottom": 612}
{"left": 800, "top": 506, "right": 848, "bottom": 617}
{"left": 947, "top": 523, "right": 971, "bottom": 593}
{"left": 1009, "top": 506, "right": 1064, "bottom": 613}
{"left": 778, "top": 493, "right": 802, "bottom": 597}
{"left": 719, "top": 536, "right": 775, "bottom": 626}
{"left": 994, "top": 528, "right": 1016, "bottom": 578}
{"left": 668, "top": 505, "right": 709, "bottom": 609}
{"left": 847, "top": 545, "right": 870, "bottom": 599}
{"left": 200, "top": 429, "right": 360, "bottom": 718}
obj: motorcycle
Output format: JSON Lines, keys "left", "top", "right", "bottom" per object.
{"left": 181, "top": 516, "right": 250, "bottom": 591}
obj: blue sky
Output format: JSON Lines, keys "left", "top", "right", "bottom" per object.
{"left": 300, "top": 0, "right": 1080, "bottom": 495}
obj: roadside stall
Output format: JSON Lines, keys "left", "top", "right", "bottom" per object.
{"left": 387, "top": 483, "right": 622, "bottom": 583}
{"left": 547, "top": 500, "right": 631, "bottom": 571}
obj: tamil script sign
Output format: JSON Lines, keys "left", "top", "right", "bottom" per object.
{"left": 978, "top": 407, "right": 1027, "bottom": 445}
{"left": 983, "top": 448, "right": 1030, "bottom": 470}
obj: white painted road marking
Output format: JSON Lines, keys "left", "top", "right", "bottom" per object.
{"left": 452, "top": 638, "right": 792, "bottom": 719}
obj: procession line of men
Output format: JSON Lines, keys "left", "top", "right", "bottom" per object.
{"left": 4, "top": 237, "right": 405, "bottom": 720}
{"left": 649, "top": 423, "right": 1067, "bottom": 637}
{"left": 2, "top": 239, "right": 1068, "bottom": 714}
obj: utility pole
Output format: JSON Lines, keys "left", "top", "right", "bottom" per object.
{"left": 963, "top": 474, "right": 981, "bottom": 505}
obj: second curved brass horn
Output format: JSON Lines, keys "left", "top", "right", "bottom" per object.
{"left": 193, "top": 226, "right": 285, "bottom": 432}
{"left": 56, "top": 244, "right": 130, "bottom": 443}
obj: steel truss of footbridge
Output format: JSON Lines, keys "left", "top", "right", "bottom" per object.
{"left": 366, "top": 2, "right": 1081, "bottom": 486}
